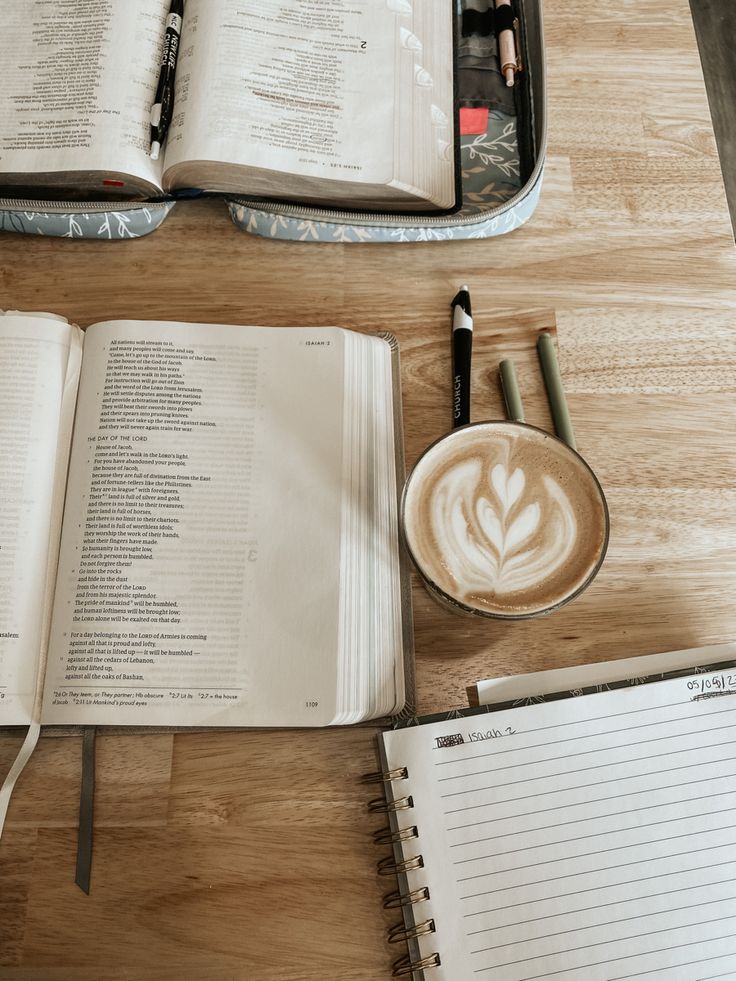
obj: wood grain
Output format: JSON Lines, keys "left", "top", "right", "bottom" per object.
{"left": 2, "top": 0, "right": 736, "bottom": 977}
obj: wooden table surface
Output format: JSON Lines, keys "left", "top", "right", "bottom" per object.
{"left": 2, "top": 1, "right": 736, "bottom": 978}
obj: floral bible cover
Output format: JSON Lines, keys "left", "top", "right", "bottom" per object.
{"left": 0, "top": 0, "right": 544, "bottom": 244}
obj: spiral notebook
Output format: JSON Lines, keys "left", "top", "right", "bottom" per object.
{"left": 371, "top": 653, "right": 736, "bottom": 979}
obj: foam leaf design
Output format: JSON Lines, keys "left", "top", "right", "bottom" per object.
{"left": 475, "top": 498, "right": 503, "bottom": 554}
{"left": 505, "top": 502, "right": 541, "bottom": 553}
{"left": 491, "top": 464, "right": 524, "bottom": 509}
{"left": 429, "top": 459, "right": 578, "bottom": 599}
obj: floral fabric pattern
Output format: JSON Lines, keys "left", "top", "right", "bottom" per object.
{"left": 0, "top": 202, "right": 175, "bottom": 239}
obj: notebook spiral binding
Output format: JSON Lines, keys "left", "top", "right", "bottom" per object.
{"left": 365, "top": 764, "right": 441, "bottom": 978}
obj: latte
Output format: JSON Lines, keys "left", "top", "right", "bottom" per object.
{"left": 401, "top": 422, "right": 608, "bottom": 617}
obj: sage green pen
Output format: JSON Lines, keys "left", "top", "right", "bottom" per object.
{"left": 536, "top": 332, "right": 577, "bottom": 450}
{"left": 499, "top": 359, "right": 525, "bottom": 422}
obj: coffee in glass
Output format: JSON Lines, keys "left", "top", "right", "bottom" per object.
{"left": 401, "top": 421, "right": 609, "bottom": 618}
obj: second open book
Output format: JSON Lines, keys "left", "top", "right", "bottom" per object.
{"left": 0, "top": 313, "right": 411, "bottom": 736}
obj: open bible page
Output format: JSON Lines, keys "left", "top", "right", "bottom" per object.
{"left": 0, "top": 0, "right": 168, "bottom": 194}
{"left": 0, "top": 314, "right": 82, "bottom": 726}
{"left": 162, "top": 0, "right": 455, "bottom": 208}
{"left": 43, "top": 321, "right": 347, "bottom": 728}
{"left": 381, "top": 667, "right": 736, "bottom": 980}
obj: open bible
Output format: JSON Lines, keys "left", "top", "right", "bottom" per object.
{"left": 0, "top": 0, "right": 457, "bottom": 212}
{"left": 0, "top": 313, "right": 411, "bottom": 750}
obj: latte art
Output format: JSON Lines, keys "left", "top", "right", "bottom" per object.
{"left": 402, "top": 423, "right": 608, "bottom": 616}
{"left": 435, "top": 460, "right": 576, "bottom": 597}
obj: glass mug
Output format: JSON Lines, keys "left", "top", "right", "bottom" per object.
{"left": 400, "top": 421, "right": 609, "bottom": 619}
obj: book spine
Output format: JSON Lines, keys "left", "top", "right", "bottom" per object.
{"left": 364, "top": 765, "right": 441, "bottom": 978}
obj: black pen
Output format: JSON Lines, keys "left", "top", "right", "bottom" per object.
{"left": 451, "top": 286, "right": 473, "bottom": 428}
{"left": 150, "top": 0, "right": 184, "bottom": 161}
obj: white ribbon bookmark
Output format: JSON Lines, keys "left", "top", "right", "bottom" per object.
{"left": 0, "top": 721, "right": 41, "bottom": 836}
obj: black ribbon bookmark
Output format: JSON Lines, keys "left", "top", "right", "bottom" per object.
{"left": 75, "top": 727, "right": 96, "bottom": 894}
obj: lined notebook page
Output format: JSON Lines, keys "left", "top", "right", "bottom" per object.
{"left": 380, "top": 667, "right": 736, "bottom": 980}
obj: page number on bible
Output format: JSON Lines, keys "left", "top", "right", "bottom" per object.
{"left": 305, "top": 700, "right": 319, "bottom": 708}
